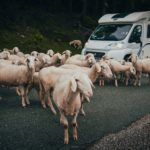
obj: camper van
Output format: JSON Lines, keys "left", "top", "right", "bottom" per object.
{"left": 82, "top": 11, "right": 150, "bottom": 60}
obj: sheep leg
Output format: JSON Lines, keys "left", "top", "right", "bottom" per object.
{"left": 25, "top": 86, "right": 31, "bottom": 105}
{"left": 72, "top": 112, "right": 78, "bottom": 141}
{"left": 114, "top": 74, "right": 118, "bottom": 87}
{"left": 102, "top": 79, "right": 104, "bottom": 86}
{"left": 148, "top": 73, "right": 150, "bottom": 85}
{"left": 99, "top": 79, "right": 102, "bottom": 86}
{"left": 125, "top": 74, "right": 129, "bottom": 86}
{"left": 137, "top": 72, "right": 141, "bottom": 86}
{"left": 39, "top": 83, "right": 47, "bottom": 108}
{"left": 47, "top": 92, "right": 57, "bottom": 115}
{"left": 18, "top": 86, "right": 26, "bottom": 107}
{"left": 60, "top": 112, "right": 69, "bottom": 144}
{"left": 80, "top": 104, "right": 86, "bottom": 116}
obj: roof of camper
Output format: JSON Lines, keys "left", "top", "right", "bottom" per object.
{"left": 98, "top": 11, "right": 150, "bottom": 23}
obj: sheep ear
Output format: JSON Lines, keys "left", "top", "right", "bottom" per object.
{"left": 95, "top": 63, "right": 101, "bottom": 73}
{"left": 62, "top": 51, "right": 66, "bottom": 54}
{"left": 57, "top": 53, "right": 62, "bottom": 59}
{"left": 42, "top": 57, "right": 46, "bottom": 63}
{"left": 70, "top": 78, "right": 77, "bottom": 92}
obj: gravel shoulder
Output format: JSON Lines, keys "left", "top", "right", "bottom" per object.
{"left": 88, "top": 114, "right": 150, "bottom": 150}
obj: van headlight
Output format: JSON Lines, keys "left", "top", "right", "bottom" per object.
{"left": 107, "top": 42, "right": 125, "bottom": 50}
{"left": 84, "top": 42, "right": 89, "bottom": 48}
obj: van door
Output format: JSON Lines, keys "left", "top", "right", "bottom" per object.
{"left": 128, "top": 25, "right": 142, "bottom": 55}
{"left": 142, "top": 24, "right": 150, "bottom": 57}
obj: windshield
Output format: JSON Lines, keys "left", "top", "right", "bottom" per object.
{"left": 90, "top": 24, "right": 132, "bottom": 41}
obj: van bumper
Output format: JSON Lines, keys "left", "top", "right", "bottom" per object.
{"left": 82, "top": 48, "right": 132, "bottom": 60}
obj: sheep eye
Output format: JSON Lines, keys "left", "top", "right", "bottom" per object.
{"left": 34, "top": 58, "right": 37, "bottom": 61}
{"left": 75, "top": 79, "right": 79, "bottom": 82}
{"left": 26, "top": 59, "right": 30, "bottom": 63}
{"left": 101, "top": 66, "right": 105, "bottom": 69}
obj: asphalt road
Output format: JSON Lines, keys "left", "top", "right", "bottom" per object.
{"left": 0, "top": 78, "right": 150, "bottom": 150}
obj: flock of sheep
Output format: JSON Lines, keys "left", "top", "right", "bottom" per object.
{"left": 0, "top": 45, "right": 150, "bottom": 144}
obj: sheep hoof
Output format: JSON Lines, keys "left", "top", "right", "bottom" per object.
{"left": 22, "top": 104, "right": 26, "bottom": 108}
{"left": 42, "top": 104, "right": 47, "bottom": 109}
{"left": 51, "top": 109, "right": 57, "bottom": 115}
{"left": 64, "top": 138, "right": 69, "bottom": 145}
{"left": 80, "top": 111, "right": 86, "bottom": 116}
{"left": 73, "top": 135, "right": 78, "bottom": 141}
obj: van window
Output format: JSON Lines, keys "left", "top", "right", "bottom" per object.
{"left": 129, "top": 25, "right": 142, "bottom": 43}
{"left": 90, "top": 24, "right": 132, "bottom": 41}
{"left": 147, "top": 25, "right": 150, "bottom": 38}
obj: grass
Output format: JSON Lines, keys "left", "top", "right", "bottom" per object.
{"left": 0, "top": 78, "right": 150, "bottom": 150}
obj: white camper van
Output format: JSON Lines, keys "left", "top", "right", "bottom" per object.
{"left": 82, "top": 11, "right": 150, "bottom": 60}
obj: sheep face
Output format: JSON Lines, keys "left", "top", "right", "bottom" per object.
{"left": 99, "top": 62, "right": 113, "bottom": 79}
{"left": 130, "top": 66, "right": 136, "bottom": 75}
{"left": 131, "top": 54, "right": 138, "bottom": 64}
{"left": 0, "top": 51, "right": 10, "bottom": 59}
{"left": 87, "top": 57, "right": 96, "bottom": 65}
{"left": 47, "top": 49, "right": 54, "bottom": 57}
{"left": 31, "top": 51, "right": 38, "bottom": 57}
{"left": 13, "top": 47, "right": 20, "bottom": 54}
{"left": 63, "top": 50, "right": 71, "bottom": 57}
{"left": 72, "top": 73, "right": 93, "bottom": 100}
{"left": 26, "top": 56, "right": 37, "bottom": 70}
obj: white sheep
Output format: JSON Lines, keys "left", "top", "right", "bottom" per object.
{"left": 69, "top": 40, "right": 82, "bottom": 49}
{"left": 130, "top": 53, "right": 150, "bottom": 86}
{"left": 52, "top": 73, "right": 93, "bottom": 144}
{"left": 31, "top": 51, "right": 39, "bottom": 57}
{"left": 60, "top": 50, "right": 72, "bottom": 65}
{"left": 121, "top": 61, "right": 136, "bottom": 86}
{"left": 13, "top": 47, "right": 24, "bottom": 57}
{"left": 46, "top": 52, "right": 62, "bottom": 66}
{"left": 61, "top": 62, "right": 112, "bottom": 115}
{"left": 47, "top": 49, "right": 54, "bottom": 57}
{"left": 39, "top": 66, "right": 93, "bottom": 110}
{"left": 65, "top": 55, "right": 96, "bottom": 67}
{"left": 0, "top": 56, "right": 37, "bottom": 107}
{"left": 100, "top": 58, "right": 135, "bottom": 87}
{"left": 37, "top": 53, "right": 51, "bottom": 64}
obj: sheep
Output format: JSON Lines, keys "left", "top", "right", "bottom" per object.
{"left": 65, "top": 55, "right": 96, "bottom": 67}
{"left": 13, "top": 47, "right": 24, "bottom": 57}
{"left": 71, "top": 53, "right": 95, "bottom": 61}
{"left": 37, "top": 53, "right": 51, "bottom": 65}
{"left": 0, "top": 56, "right": 37, "bottom": 107}
{"left": 129, "top": 53, "right": 150, "bottom": 86}
{"left": 39, "top": 66, "right": 93, "bottom": 110}
{"left": 100, "top": 58, "right": 136, "bottom": 87}
{"left": 61, "top": 62, "right": 112, "bottom": 115}
{"left": 46, "top": 52, "right": 62, "bottom": 66}
{"left": 0, "top": 51, "right": 10, "bottom": 59}
{"left": 69, "top": 40, "right": 82, "bottom": 49}
{"left": 0, "top": 51, "right": 26, "bottom": 65}
{"left": 60, "top": 50, "right": 72, "bottom": 65}
{"left": 16, "top": 72, "right": 57, "bottom": 114}
{"left": 3, "top": 48, "right": 14, "bottom": 54}
{"left": 31, "top": 51, "right": 39, "bottom": 57}
{"left": 52, "top": 73, "right": 93, "bottom": 144}
{"left": 47, "top": 49, "right": 54, "bottom": 57}
{"left": 121, "top": 62, "right": 136, "bottom": 86}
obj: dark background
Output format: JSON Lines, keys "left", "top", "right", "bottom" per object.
{"left": 0, "top": 0, "right": 150, "bottom": 53}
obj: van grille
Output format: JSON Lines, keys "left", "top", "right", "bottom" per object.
{"left": 85, "top": 51, "right": 105, "bottom": 59}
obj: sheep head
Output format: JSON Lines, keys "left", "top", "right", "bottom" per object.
{"left": 31, "top": 51, "right": 38, "bottom": 57}
{"left": 99, "top": 61, "right": 113, "bottom": 79}
{"left": 47, "top": 49, "right": 54, "bottom": 57}
{"left": 13, "top": 47, "right": 20, "bottom": 54}
{"left": 130, "top": 53, "right": 138, "bottom": 64}
{"left": 72, "top": 73, "right": 93, "bottom": 100}
{"left": 62, "top": 50, "right": 72, "bottom": 57}
{"left": 129, "top": 66, "right": 136, "bottom": 75}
